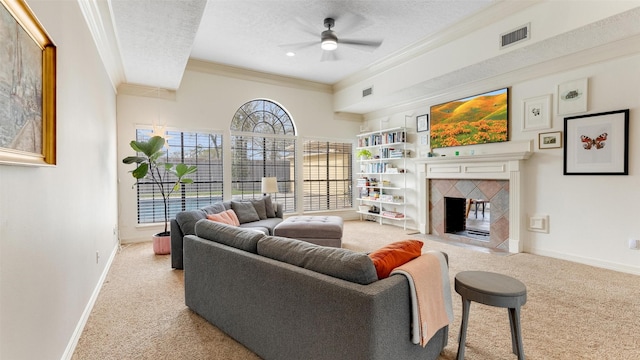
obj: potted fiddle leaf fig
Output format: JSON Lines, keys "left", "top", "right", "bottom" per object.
{"left": 123, "top": 135, "right": 197, "bottom": 254}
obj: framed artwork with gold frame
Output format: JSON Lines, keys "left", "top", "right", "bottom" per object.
{"left": 0, "top": 0, "right": 56, "bottom": 166}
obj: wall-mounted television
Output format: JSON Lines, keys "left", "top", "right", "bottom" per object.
{"left": 430, "top": 88, "right": 509, "bottom": 149}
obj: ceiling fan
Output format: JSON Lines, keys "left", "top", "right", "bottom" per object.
{"left": 280, "top": 16, "right": 383, "bottom": 61}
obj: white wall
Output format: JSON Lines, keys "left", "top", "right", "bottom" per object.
{"left": 362, "top": 52, "right": 640, "bottom": 275}
{"left": 0, "top": 1, "right": 118, "bottom": 359}
{"left": 117, "top": 66, "right": 361, "bottom": 243}
{"left": 517, "top": 54, "right": 640, "bottom": 274}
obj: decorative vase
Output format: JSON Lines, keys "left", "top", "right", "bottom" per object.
{"left": 152, "top": 233, "right": 171, "bottom": 255}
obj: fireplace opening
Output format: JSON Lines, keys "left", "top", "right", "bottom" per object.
{"left": 444, "top": 197, "right": 490, "bottom": 241}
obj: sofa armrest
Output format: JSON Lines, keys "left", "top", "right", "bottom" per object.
{"left": 170, "top": 219, "right": 185, "bottom": 269}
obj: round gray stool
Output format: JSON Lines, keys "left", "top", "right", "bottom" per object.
{"left": 455, "top": 271, "right": 527, "bottom": 360}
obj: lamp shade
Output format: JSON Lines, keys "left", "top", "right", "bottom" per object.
{"left": 261, "top": 177, "right": 278, "bottom": 194}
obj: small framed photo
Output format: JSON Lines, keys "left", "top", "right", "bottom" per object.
{"left": 538, "top": 131, "right": 562, "bottom": 149}
{"left": 419, "top": 134, "right": 429, "bottom": 146}
{"left": 522, "top": 95, "right": 551, "bottom": 131}
{"left": 563, "top": 109, "right": 629, "bottom": 175}
{"left": 557, "top": 78, "right": 588, "bottom": 115}
{"left": 416, "top": 114, "right": 429, "bottom": 132}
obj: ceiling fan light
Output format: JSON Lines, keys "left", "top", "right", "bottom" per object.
{"left": 321, "top": 39, "right": 337, "bottom": 51}
{"left": 321, "top": 29, "right": 338, "bottom": 51}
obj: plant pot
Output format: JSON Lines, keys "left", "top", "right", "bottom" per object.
{"left": 152, "top": 233, "right": 171, "bottom": 255}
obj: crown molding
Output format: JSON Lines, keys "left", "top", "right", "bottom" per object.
{"left": 117, "top": 84, "right": 176, "bottom": 100}
{"left": 76, "top": 0, "right": 125, "bottom": 92}
{"left": 334, "top": 0, "right": 540, "bottom": 92}
{"left": 186, "top": 59, "right": 333, "bottom": 94}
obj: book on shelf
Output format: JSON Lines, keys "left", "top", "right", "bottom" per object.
{"left": 358, "top": 129, "right": 407, "bottom": 147}
{"left": 381, "top": 211, "right": 405, "bottom": 218}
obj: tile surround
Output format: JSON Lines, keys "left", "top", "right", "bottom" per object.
{"left": 415, "top": 143, "right": 533, "bottom": 253}
{"left": 430, "top": 179, "right": 510, "bottom": 251}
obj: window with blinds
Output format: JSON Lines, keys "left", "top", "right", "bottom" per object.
{"left": 230, "top": 99, "right": 297, "bottom": 213}
{"left": 303, "top": 140, "right": 353, "bottom": 211}
{"left": 135, "top": 129, "right": 223, "bottom": 224}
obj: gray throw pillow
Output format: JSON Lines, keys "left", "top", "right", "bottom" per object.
{"left": 231, "top": 201, "right": 260, "bottom": 223}
{"left": 250, "top": 198, "right": 268, "bottom": 220}
{"left": 175, "top": 209, "right": 207, "bottom": 235}
{"left": 257, "top": 236, "right": 378, "bottom": 285}
{"left": 195, "top": 220, "right": 264, "bottom": 253}
{"left": 200, "top": 202, "right": 227, "bottom": 215}
{"left": 263, "top": 195, "right": 276, "bottom": 218}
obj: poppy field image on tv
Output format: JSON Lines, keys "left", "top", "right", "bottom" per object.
{"left": 430, "top": 88, "right": 508, "bottom": 149}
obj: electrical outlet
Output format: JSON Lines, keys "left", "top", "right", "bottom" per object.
{"left": 96, "top": 251, "right": 100, "bottom": 264}
{"left": 528, "top": 214, "right": 549, "bottom": 233}
{"left": 113, "top": 225, "right": 119, "bottom": 243}
{"left": 628, "top": 239, "right": 640, "bottom": 250}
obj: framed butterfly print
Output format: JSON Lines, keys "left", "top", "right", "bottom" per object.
{"left": 564, "top": 109, "right": 629, "bottom": 175}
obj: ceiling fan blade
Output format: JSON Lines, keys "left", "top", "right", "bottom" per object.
{"left": 320, "top": 50, "right": 338, "bottom": 62}
{"left": 290, "top": 16, "right": 320, "bottom": 38}
{"left": 279, "top": 41, "right": 319, "bottom": 51}
{"left": 339, "top": 39, "right": 383, "bottom": 52}
{"left": 334, "top": 12, "right": 371, "bottom": 36}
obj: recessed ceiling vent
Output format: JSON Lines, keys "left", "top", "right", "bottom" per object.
{"left": 362, "top": 86, "right": 373, "bottom": 98}
{"left": 500, "top": 23, "right": 530, "bottom": 49}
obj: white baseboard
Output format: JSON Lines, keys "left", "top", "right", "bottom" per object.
{"left": 60, "top": 244, "right": 119, "bottom": 360}
{"left": 528, "top": 247, "right": 640, "bottom": 276}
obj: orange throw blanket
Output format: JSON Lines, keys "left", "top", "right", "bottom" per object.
{"left": 391, "top": 251, "right": 453, "bottom": 346}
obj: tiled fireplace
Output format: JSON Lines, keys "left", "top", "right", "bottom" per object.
{"left": 430, "top": 178, "right": 510, "bottom": 251}
{"left": 415, "top": 140, "right": 532, "bottom": 253}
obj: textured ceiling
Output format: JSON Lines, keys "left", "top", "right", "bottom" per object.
{"left": 110, "top": 0, "right": 207, "bottom": 89}
{"left": 108, "top": 0, "right": 494, "bottom": 89}
{"left": 105, "top": 1, "right": 640, "bottom": 114}
{"left": 189, "top": 0, "right": 493, "bottom": 84}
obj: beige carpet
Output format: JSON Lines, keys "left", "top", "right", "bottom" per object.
{"left": 73, "top": 221, "right": 640, "bottom": 360}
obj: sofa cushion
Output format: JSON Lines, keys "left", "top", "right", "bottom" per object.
{"left": 195, "top": 220, "right": 265, "bottom": 253}
{"left": 231, "top": 201, "right": 261, "bottom": 223}
{"left": 263, "top": 195, "right": 276, "bottom": 218}
{"left": 238, "top": 218, "right": 281, "bottom": 235}
{"left": 257, "top": 236, "right": 378, "bottom": 285}
{"left": 368, "top": 240, "right": 424, "bottom": 279}
{"left": 250, "top": 198, "right": 268, "bottom": 220}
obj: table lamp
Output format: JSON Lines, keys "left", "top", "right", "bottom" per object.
{"left": 261, "top": 177, "right": 278, "bottom": 196}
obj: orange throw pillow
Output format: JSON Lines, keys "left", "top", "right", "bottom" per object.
{"left": 368, "top": 240, "right": 424, "bottom": 279}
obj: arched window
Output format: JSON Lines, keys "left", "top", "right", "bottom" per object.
{"left": 230, "top": 99, "right": 296, "bottom": 212}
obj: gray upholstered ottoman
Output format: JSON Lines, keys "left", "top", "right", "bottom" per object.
{"left": 273, "top": 216, "right": 343, "bottom": 247}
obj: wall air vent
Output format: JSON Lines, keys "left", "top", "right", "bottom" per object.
{"left": 500, "top": 23, "right": 530, "bottom": 49}
{"left": 362, "top": 86, "right": 373, "bottom": 98}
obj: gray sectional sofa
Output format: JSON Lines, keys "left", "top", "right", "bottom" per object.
{"left": 170, "top": 197, "right": 283, "bottom": 269}
{"left": 183, "top": 220, "right": 449, "bottom": 360}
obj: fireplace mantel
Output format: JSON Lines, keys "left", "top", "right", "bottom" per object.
{"left": 415, "top": 151, "right": 532, "bottom": 165}
{"left": 417, "top": 151, "right": 532, "bottom": 180}
{"left": 415, "top": 140, "right": 533, "bottom": 253}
